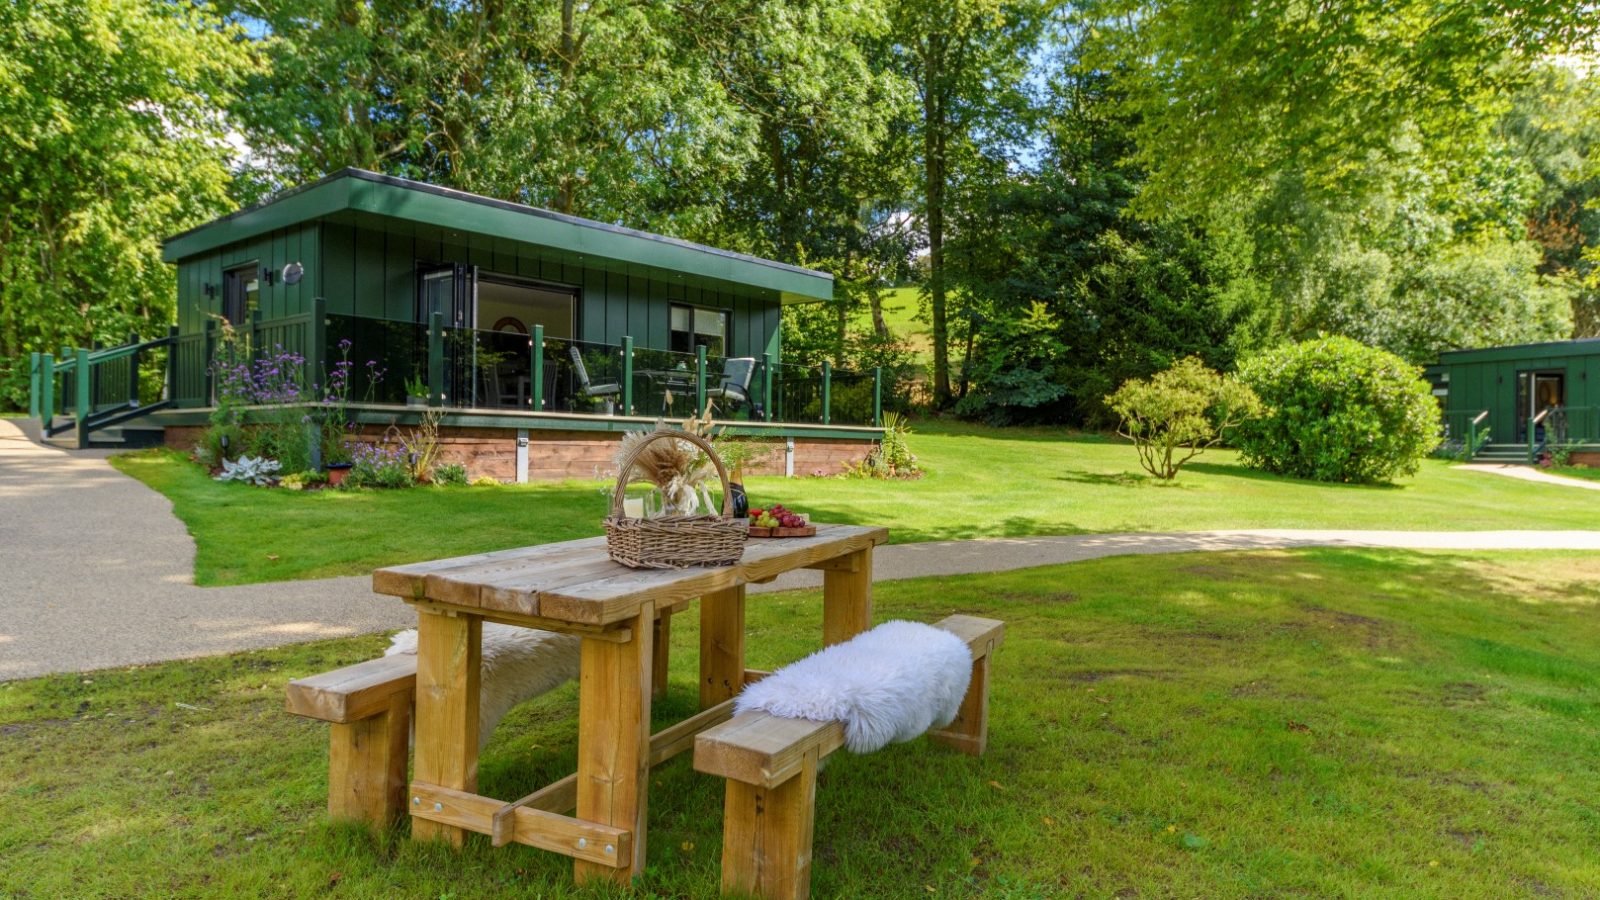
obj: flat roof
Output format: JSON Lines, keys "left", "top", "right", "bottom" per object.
{"left": 1438, "top": 337, "right": 1600, "bottom": 365}
{"left": 162, "top": 169, "right": 832, "bottom": 303}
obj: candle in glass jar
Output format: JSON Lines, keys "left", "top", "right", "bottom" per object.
{"left": 623, "top": 496, "right": 645, "bottom": 518}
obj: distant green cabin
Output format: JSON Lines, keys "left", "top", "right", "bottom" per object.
{"left": 1429, "top": 338, "right": 1600, "bottom": 450}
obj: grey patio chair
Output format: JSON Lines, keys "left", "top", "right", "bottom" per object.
{"left": 569, "top": 345, "right": 621, "bottom": 409}
{"left": 705, "top": 357, "right": 758, "bottom": 416}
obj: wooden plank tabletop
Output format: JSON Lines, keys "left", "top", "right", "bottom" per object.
{"left": 373, "top": 524, "right": 889, "bottom": 626}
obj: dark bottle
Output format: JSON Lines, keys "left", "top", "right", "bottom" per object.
{"left": 729, "top": 463, "right": 750, "bottom": 518}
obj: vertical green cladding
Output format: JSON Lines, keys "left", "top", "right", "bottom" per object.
{"left": 1438, "top": 341, "right": 1600, "bottom": 443}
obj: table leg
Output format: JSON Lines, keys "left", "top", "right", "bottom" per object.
{"left": 822, "top": 548, "right": 873, "bottom": 646}
{"left": 652, "top": 605, "right": 673, "bottom": 700}
{"left": 575, "top": 601, "right": 654, "bottom": 884}
{"left": 700, "top": 586, "right": 746, "bottom": 709}
{"left": 411, "top": 609, "right": 481, "bottom": 847}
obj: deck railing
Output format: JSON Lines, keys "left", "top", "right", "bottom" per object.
{"left": 1438, "top": 408, "right": 1489, "bottom": 460}
{"left": 29, "top": 302, "right": 884, "bottom": 441}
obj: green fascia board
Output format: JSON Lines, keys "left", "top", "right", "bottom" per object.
{"left": 162, "top": 178, "right": 352, "bottom": 263}
{"left": 1437, "top": 338, "right": 1600, "bottom": 366}
{"left": 162, "top": 169, "right": 832, "bottom": 303}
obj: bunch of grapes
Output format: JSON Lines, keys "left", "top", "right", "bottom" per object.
{"left": 749, "top": 504, "right": 805, "bottom": 528}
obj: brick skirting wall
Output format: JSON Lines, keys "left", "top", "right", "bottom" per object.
{"left": 164, "top": 423, "right": 874, "bottom": 482}
{"left": 1571, "top": 450, "right": 1600, "bottom": 467}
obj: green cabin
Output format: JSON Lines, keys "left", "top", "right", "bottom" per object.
{"left": 28, "top": 169, "right": 883, "bottom": 476}
{"left": 1429, "top": 338, "right": 1600, "bottom": 459}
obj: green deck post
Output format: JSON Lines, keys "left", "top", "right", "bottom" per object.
{"left": 873, "top": 366, "right": 882, "bottom": 428}
{"left": 128, "top": 331, "right": 141, "bottom": 407}
{"left": 428, "top": 310, "right": 445, "bottom": 408}
{"left": 696, "top": 345, "right": 708, "bottom": 415}
{"left": 58, "top": 346, "right": 73, "bottom": 415}
{"left": 531, "top": 324, "right": 544, "bottom": 411}
{"left": 28, "top": 352, "right": 40, "bottom": 419}
{"left": 39, "top": 353, "right": 53, "bottom": 430}
{"left": 821, "top": 360, "right": 832, "bottom": 425}
{"left": 74, "top": 348, "right": 91, "bottom": 448}
{"left": 761, "top": 352, "right": 773, "bottom": 422}
{"left": 307, "top": 297, "right": 327, "bottom": 398}
{"left": 621, "top": 336, "right": 634, "bottom": 416}
{"left": 165, "top": 325, "right": 180, "bottom": 403}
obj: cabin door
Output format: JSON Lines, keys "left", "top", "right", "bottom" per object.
{"left": 1515, "top": 370, "right": 1565, "bottom": 442}
{"left": 416, "top": 263, "right": 478, "bottom": 405}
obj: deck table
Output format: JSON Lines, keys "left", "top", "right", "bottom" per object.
{"left": 371, "top": 523, "right": 889, "bottom": 885}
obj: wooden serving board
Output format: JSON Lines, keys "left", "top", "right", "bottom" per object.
{"left": 747, "top": 525, "right": 818, "bottom": 538}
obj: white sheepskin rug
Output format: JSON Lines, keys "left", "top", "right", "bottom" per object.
{"left": 733, "top": 620, "right": 973, "bottom": 754}
{"left": 386, "top": 623, "right": 580, "bottom": 749}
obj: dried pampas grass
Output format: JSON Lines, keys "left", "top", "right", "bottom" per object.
{"left": 614, "top": 421, "right": 717, "bottom": 515}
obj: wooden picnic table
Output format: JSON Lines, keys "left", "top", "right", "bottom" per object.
{"left": 371, "top": 523, "right": 889, "bottom": 885}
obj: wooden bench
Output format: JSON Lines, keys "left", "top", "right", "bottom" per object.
{"left": 285, "top": 600, "right": 689, "bottom": 826}
{"left": 693, "top": 614, "right": 1005, "bottom": 900}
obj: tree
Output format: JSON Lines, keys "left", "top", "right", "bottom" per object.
{"left": 888, "top": 0, "right": 1041, "bottom": 407}
{"left": 0, "top": 0, "right": 255, "bottom": 408}
{"left": 1093, "top": 0, "right": 1599, "bottom": 220}
{"left": 1106, "top": 356, "right": 1260, "bottom": 480}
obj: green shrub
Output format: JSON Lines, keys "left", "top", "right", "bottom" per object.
{"left": 843, "top": 412, "right": 923, "bottom": 479}
{"left": 433, "top": 462, "right": 469, "bottom": 486}
{"left": 1106, "top": 357, "right": 1261, "bottom": 480}
{"left": 1235, "top": 336, "right": 1437, "bottom": 483}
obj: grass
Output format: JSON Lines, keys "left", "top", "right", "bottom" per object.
{"left": 1550, "top": 465, "right": 1600, "bottom": 482}
{"left": 854, "top": 285, "right": 932, "bottom": 364}
{"left": 6, "top": 549, "right": 1600, "bottom": 896}
{"left": 113, "top": 421, "right": 1600, "bottom": 586}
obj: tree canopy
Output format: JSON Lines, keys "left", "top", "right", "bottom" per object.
{"left": 3, "top": 0, "right": 1599, "bottom": 420}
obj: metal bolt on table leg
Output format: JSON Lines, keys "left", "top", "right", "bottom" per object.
{"left": 605, "top": 844, "right": 615, "bottom": 855}
{"left": 577, "top": 838, "right": 588, "bottom": 849}
{"left": 412, "top": 796, "right": 420, "bottom": 805}
{"left": 433, "top": 802, "right": 442, "bottom": 812}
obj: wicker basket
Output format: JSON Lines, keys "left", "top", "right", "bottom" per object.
{"left": 603, "top": 429, "right": 748, "bottom": 569}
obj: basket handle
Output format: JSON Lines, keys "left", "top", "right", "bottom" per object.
{"left": 611, "top": 428, "right": 734, "bottom": 518}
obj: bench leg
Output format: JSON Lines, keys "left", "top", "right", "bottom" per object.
{"left": 412, "top": 609, "right": 481, "bottom": 846}
{"left": 575, "top": 601, "right": 654, "bottom": 885}
{"left": 700, "top": 586, "right": 746, "bottom": 709}
{"left": 653, "top": 606, "right": 673, "bottom": 700}
{"left": 721, "top": 748, "right": 819, "bottom": 900}
{"left": 327, "top": 691, "right": 411, "bottom": 825}
{"left": 931, "top": 649, "right": 991, "bottom": 756}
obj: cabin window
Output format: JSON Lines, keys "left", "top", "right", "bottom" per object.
{"left": 223, "top": 265, "right": 259, "bottom": 326}
{"left": 669, "top": 304, "right": 729, "bottom": 356}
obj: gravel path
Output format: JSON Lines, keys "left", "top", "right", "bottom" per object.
{"left": 4, "top": 416, "right": 1598, "bottom": 681}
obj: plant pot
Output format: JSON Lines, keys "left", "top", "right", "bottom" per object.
{"left": 325, "top": 463, "right": 353, "bottom": 486}
{"left": 406, "top": 396, "right": 428, "bottom": 408}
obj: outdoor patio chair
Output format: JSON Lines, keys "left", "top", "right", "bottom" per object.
{"left": 568, "top": 345, "right": 621, "bottom": 409}
{"left": 705, "top": 357, "right": 758, "bottom": 416}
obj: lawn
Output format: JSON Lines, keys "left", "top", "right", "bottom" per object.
{"left": 113, "top": 422, "right": 1600, "bottom": 586}
{"left": 1550, "top": 465, "right": 1600, "bottom": 483}
{"left": 5, "top": 549, "right": 1600, "bottom": 897}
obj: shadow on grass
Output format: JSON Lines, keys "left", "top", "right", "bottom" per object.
{"left": 1183, "top": 461, "right": 1406, "bottom": 490}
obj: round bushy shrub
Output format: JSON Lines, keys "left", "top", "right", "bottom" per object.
{"left": 1235, "top": 337, "right": 1437, "bottom": 483}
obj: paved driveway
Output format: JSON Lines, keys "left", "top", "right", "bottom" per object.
{"left": 0, "top": 418, "right": 406, "bottom": 681}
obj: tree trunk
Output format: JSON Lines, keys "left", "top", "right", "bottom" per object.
{"left": 868, "top": 285, "right": 889, "bottom": 339}
{"left": 922, "top": 35, "right": 951, "bottom": 406}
